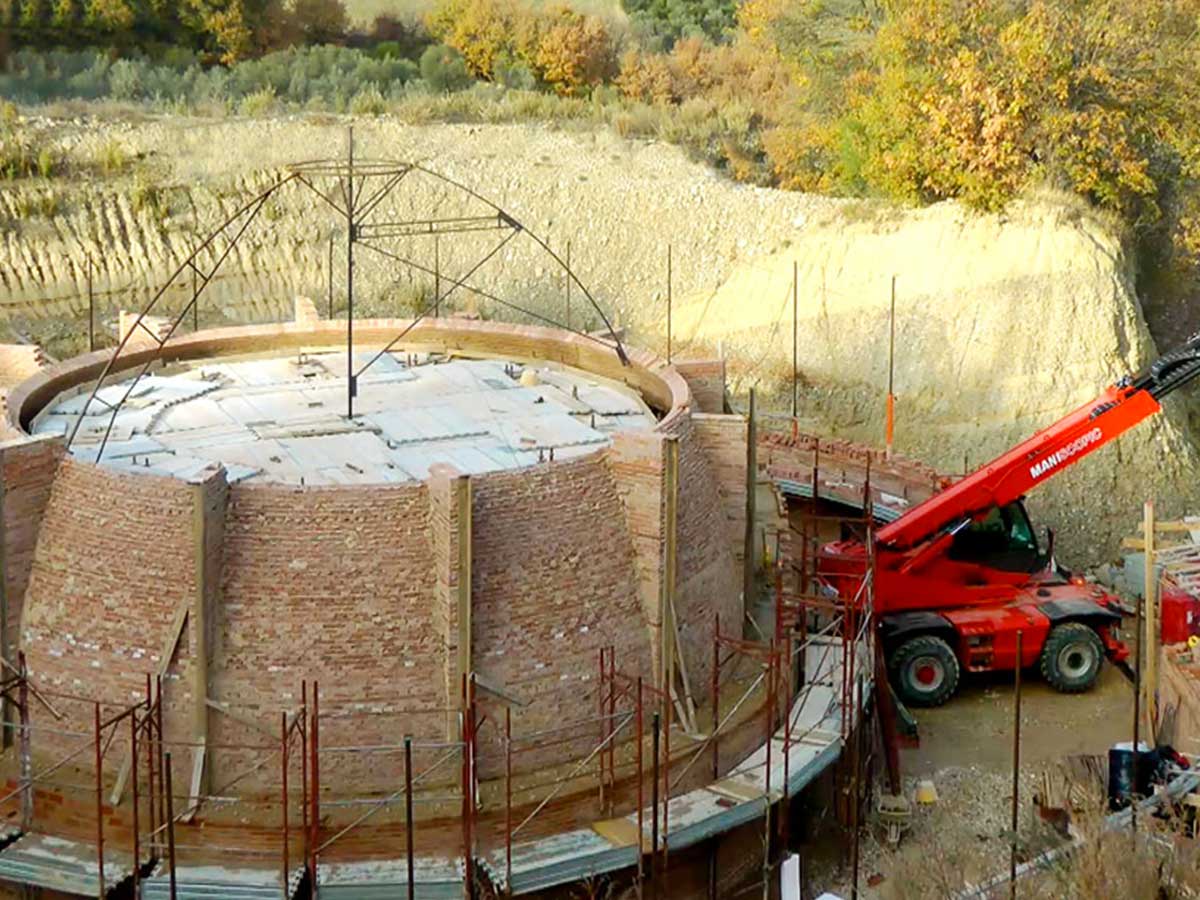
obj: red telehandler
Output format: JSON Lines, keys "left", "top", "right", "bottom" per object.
{"left": 820, "top": 334, "right": 1200, "bottom": 706}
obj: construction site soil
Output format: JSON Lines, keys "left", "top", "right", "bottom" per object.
{"left": 3, "top": 114, "right": 1197, "bottom": 567}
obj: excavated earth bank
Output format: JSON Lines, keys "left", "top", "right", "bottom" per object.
{"left": 2, "top": 114, "right": 1197, "bottom": 563}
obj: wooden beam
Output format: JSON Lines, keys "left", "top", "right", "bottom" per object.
{"left": 1138, "top": 520, "right": 1200, "bottom": 534}
{"left": 111, "top": 604, "right": 189, "bottom": 806}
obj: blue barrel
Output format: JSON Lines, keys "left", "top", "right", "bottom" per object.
{"left": 1108, "top": 742, "right": 1157, "bottom": 810}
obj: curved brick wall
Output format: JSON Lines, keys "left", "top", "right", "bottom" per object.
{"left": 21, "top": 459, "right": 198, "bottom": 703}
{"left": 8, "top": 320, "right": 744, "bottom": 802}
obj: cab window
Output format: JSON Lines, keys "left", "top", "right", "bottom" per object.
{"left": 949, "top": 502, "right": 1040, "bottom": 570}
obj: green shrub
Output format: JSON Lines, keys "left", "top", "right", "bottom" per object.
{"left": 94, "top": 138, "right": 129, "bottom": 176}
{"left": 419, "top": 45, "right": 472, "bottom": 93}
{"left": 130, "top": 177, "right": 165, "bottom": 218}
{"left": 349, "top": 83, "right": 388, "bottom": 115}
{"left": 14, "top": 189, "right": 62, "bottom": 218}
{"left": 238, "top": 85, "right": 279, "bottom": 116}
{"left": 0, "top": 119, "right": 60, "bottom": 181}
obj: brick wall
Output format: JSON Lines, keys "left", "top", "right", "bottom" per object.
{"left": 21, "top": 459, "right": 198, "bottom": 769}
{"left": 471, "top": 455, "right": 651, "bottom": 777}
{"left": 607, "top": 430, "right": 667, "bottom": 680}
{"left": 691, "top": 414, "right": 747, "bottom": 573}
{"left": 673, "top": 359, "right": 726, "bottom": 414}
{"left": 665, "top": 413, "right": 742, "bottom": 699}
{"left": 214, "top": 480, "right": 440, "bottom": 791}
{"left": 1, "top": 435, "right": 63, "bottom": 652}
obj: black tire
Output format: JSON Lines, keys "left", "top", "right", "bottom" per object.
{"left": 1040, "top": 623, "right": 1104, "bottom": 693}
{"left": 890, "top": 635, "right": 961, "bottom": 707}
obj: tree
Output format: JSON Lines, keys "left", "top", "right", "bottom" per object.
{"left": 291, "top": 0, "right": 347, "bottom": 45}
{"left": 533, "top": 7, "right": 616, "bottom": 95}
{"left": 85, "top": 0, "right": 135, "bottom": 33}
{"left": 426, "top": 0, "right": 521, "bottom": 79}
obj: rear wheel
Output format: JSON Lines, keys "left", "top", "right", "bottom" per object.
{"left": 1040, "top": 623, "right": 1103, "bottom": 693}
{"left": 890, "top": 635, "right": 961, "bottom": 707}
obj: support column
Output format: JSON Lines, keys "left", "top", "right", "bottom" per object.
{"left": 431, "top": 465, "right": 473, "bottom": 738}
{"left": 456, "top": 474, "right": 473, "bottom": 694}
{"left": 661, "top": 437, "right": 679, "bottom": 696}
{"left": 743, "top": 389, "right": 757, "bottom": 607}
{"left": 188, "top": 465, "right": 228, "bottom": 800}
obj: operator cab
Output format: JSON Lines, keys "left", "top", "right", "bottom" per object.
{"left": 947, "top": 500, "right": 1047, "bottom": 574}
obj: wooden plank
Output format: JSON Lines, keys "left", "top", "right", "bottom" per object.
{"left": 592, "top": 817, "right": 641, "bottom": 848}
{"left": 110, "top": 602, "right": 190, "bottom": 806}
{"left": 184, "top": 744, "right": 205, "bottom": 824}
{"left": 709, "top": 777, "right": 766, "bottom": 803}
{"left": 1138, "top": 520, "right": 1200, "bottom": 533}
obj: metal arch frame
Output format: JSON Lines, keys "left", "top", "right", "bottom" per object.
{"left": 65, "top": 173, "right": 300, "bottom": 459}
{"left": 64, "top": 142, "right": 630, "bottom": 461}
{"left": 286, "top": 154, "right": 629, "bottom": 368}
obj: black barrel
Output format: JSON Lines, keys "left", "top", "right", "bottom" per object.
{"left": 1108, "top": 742, "right": 1157, "bottom": 810}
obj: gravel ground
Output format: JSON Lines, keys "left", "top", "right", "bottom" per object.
{"left": 807, "top": 658, "right": 1134, "bottom": 899}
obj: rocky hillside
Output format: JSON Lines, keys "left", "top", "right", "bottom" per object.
{"left": 2, "top": 114, "right": 1196, "bottom": 563}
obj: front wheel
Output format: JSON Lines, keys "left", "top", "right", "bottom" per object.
{"left": 1040, "top": 623, "right": 1104, "bottom": 693}
{"left": 890, "top": 635, "right": 961, "bottom": 707}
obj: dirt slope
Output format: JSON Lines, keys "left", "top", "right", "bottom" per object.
{"left": 1, "top": 114, "right": 1195, "bottom": 563}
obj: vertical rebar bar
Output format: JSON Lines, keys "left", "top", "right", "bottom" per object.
{"left": 886, "top": 275, "right": 896, "bottom": 458}
{"left": 301, "top": 681, "right": 309, "bottom": 866}
{"left": 165, "top": 750, "right": 177, "bottom": 900}
{"left": 650, "top": 712, "right": 660, "bottom": 886}
{"left": 792, "top": 260, "right": 798, "bottom": 418}
{"left": 712, "top": 615, "right": 720, "bottom": 781}
{"left": 192, "top": 265, "right": 199, "bottom": 332}
{"left": 145, "top": 674, "right": 155, "bottom": 856}
{"left": 87, "top": 257, "right": 95, "bottom": 352}
{"left": 94, "top": 701, "right": 104, "bottom": 900}
{"left": 346, "top": 127, "right": 356, "bottom": 419}
{"left": 1134, "top": 574, "right": 1143, "bottom": 832}
{"left": 131, "top": 711, "right": 140, "bottom": 899}
{"left": 666, "top": 245, "right": 673, "bottom": 363}
{"left": 405, "top": 735, "right": 415, "bottom": 900}
{"left": 311, "top": 681, "right": 320, "bottom": 888}
{"left": 328, "top": 233, "right": 335, "bottom": 319}
{"left": 17, "top": 654, "right": 29, "bottom": 830}
{"left": 599, "top": 647, "right": 606, "bottom": 808}
{"left": 662, "top": 681, "right": 671, "bottom": 895}
{"left": 762, "top": 647, "right": 775, "bottom": 899}
{"left": 636, "top": 677, "right": 644, "bottom": 899}
{"left": 281, "top": 711, "right": 289, "bottom": 900}
{"left": 850, "top": 675, "right": 862, "bottom": 900}
{"left": 434, "top": 234, "right": 441, "bottom": 317}
{"left": 467, "top": 678, "right": 477, "bottom": 900}
{"left": 607, "top": 648, "right": 616, "bottom": 811}
{"left": 565, "top": 241, "right": 571, "bottom": 331}
{"left": 1010, "top": 630, "right": 1023, "bottom": 898}
{"left": 156, "top": 674, "right": 165, "bottom": 862}
{"left": 505, "top": 711, "right": 513, "bottom": 897}
{"left": 782, "top": 641, "right": 792, "bottom": 852}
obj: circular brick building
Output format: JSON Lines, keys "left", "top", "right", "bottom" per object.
{"left": 0, "top": 313, "right": 746, "bottom": 813}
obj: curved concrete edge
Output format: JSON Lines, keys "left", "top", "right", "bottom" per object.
{"left": 6, "top": 318, "right": 694, "bottom": 440}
